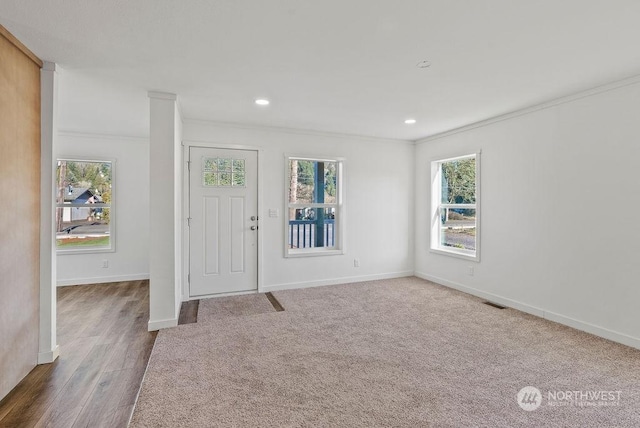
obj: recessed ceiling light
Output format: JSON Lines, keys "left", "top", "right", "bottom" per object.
{"left": 404, "top": 119, "right": 417, "bottom": 124}
{"left": 416, "top": 60, "right": 431, "bottom": 69}
{"left": 255, "top": 98, "right": 270, "bottom": 106}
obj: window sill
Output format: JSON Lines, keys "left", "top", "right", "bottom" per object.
{"left": 430, "top": 247, "right": 479, "bottom": 262}
{"left": 57, "top": 246, "right": 115, "bottom": 255}
{"left": 285, "top": 248, "right": 344, "bottom": 258}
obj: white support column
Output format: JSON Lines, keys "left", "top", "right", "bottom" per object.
{"left": 148, "top": 91, "right": 183, "bottom": 331}
{"left": 39, "top": 62, "right": 59, "bottom": 364}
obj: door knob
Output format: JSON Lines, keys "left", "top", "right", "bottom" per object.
{"left": 250, "top": 225, "right": 258, "bottom": 231}
{"left": 250, "top": 216, "right": 257, "bottom": 221}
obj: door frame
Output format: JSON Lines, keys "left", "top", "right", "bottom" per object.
{"left": 182, "top": 141, "right": 264, "bottom": 301}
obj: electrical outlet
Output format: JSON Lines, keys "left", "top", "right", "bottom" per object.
{"left": 468, "top": 266, "right": 474, "bottom": 276}
{"left": 102, "top": 260, "right": 109, "bottom": 268}
{"left": 354, "top": 258, "right": 360, "bottom": 268}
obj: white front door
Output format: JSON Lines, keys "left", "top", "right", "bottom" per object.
{"left": 189, "top": 147, "right": 258, "bottom": 297}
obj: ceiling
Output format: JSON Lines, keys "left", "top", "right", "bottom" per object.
{"left": 2, "top": 1, "right": 640, "bottom": 141}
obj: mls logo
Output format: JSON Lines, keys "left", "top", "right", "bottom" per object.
{"left": 517, "top": 386, "right": 542, "bottom": 411}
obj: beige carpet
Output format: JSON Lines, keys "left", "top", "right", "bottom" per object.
{"left": 131, "top": 277, "right": 640, "bottom": 427}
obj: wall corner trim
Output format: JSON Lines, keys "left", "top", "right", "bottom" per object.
{"left": 148, "top": 318, "right": 178, "bottom": 331}
{"left": 37, "top": 345, "right": 60, "bottom": 364}
{"left": 41, "top": 61, "right": 56, "bottom": 72}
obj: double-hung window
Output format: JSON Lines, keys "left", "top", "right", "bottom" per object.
{"left": 56, "top": 159, "right": 114, "bottom": 253}
{"left": 286, "top": 157, "right": 343, "bottom": 256}
{"left": 431, "top": 153, "right": 479, "bottom": 260}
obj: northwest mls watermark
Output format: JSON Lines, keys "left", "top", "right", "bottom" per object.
{"left": 517, "top": 386, "right": 622, "bottom": 411}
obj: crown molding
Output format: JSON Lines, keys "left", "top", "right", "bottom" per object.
{"left": 58, "top": 130, "right": 149, "bottom": 143}
{"left": 416, "top": 73, "right": 640, "bottom": 144}
{"left": 183, "top": 118, "right": 414, "bottom": 145}
{"left": 0, "top": 23, "right": 42, "bottom": 67}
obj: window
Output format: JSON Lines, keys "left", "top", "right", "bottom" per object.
{"left": 286, "top": 157, "right": 343, "bottom": 256}
{"left": 202, "top": 157, "right": 246, "bottom": 187}
{"left": 56, "top": 159, "right": 113, "bottom": 252}
{"left": 431, "top": 153, "right": 479, "bottom": 260}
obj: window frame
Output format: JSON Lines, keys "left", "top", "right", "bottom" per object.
{"left": 55, "top": 157, "right": 115, "bottom": 254}
{"left": 284, "top": 155, "right": 344, "bottom": 258}
{"left": 430, "top": 152, "right": 480, "bottom": 261}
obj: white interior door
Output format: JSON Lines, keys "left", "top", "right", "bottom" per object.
{"left": 189, "top": 147, "right": 258, "bottom": 297}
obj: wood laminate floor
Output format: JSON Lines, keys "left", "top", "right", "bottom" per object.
{"left": 0, "top": 280, "right": 157, "bottom": 428}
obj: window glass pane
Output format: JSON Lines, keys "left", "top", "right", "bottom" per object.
{"left": 232, "top": 159, "right": 245, "bottom": 173}
{"left": 287, "top": 207, "right": 336, "bottom": 249}
{"left": 203, "top": 172, "right": 218, "bottom": 186}
{"left": 57, "top": 160, "right": 112, "bottom": 205}
{"left": 441, "top": 158, "right": 476, "bottom": 204}
{"left": 440, "top": 208, "right": 476, "bottom": 251}
{"left": 232, "top": 173, "right": 245, "bottom": 187}
{"left": 288, "top": 160, "right": 337, "bottom": 204}
{"left": 218, "top": 158, "right": 232, "bottom": 172}
{"left": 203, "top": 159, "right": 245, "bottom": 187}
{"left": 56, "top": 207, "right": 110, "bottom": 248}
{"left": 219, "top": 172, "right": 232, "bottom": 186}
{"left": 203, "top": 158, "right": 218, "bottom": 171}
{"left": 324, "top": 161, "right": 337, "bottom": 203}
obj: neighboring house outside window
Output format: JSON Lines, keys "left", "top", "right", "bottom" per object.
{"left": 431, "top": 153, "right": 479, "bottom": 261}
{"left": 56, "top": 159, "right": 114, "bottom": 253}
{"left": 286, "top": 156, "right": 343, "bottom": 257}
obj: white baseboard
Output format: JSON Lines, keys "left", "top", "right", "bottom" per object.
{"left": 543, "top": 311, "right": 640, "bottom": 350}
{"left": 57, "top": 273, "right": 150, "bottom": 287}
{"left": 37, "top": 345, "right": 60, "bottom": 364}
{"left": 262, "top": 271, "right": 414, "bottom": 293}
{"left": 415, "top": 272, "right": 545, "bottom": 317}
{"left": 148, "top": 317, "right": 178, "bottom": 331}
{"left": 416, "top": 271, "right": 640, "bottom": 351}
{"left": 191, "top": 289, "right": 258, "bottom": 300}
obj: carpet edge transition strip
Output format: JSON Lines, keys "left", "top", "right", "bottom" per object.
{"left": 265, "top": 292, "right": 285, "bottom": 312}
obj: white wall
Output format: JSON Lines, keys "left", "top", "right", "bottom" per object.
{"left": 56, "top": 132, "right": 150, "bottom": 285}
{"left": 183, "top": 122, "right": 415, "bottom": 292}
{"left": 415, "top": 79, "right": 640, "bottom": 348}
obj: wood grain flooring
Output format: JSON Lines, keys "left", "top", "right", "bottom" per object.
{"left": 177, "top": 300, "right": 199, "bottom": 325}
{"left": 0, "top": 280, "right": 156, "bottom": 428}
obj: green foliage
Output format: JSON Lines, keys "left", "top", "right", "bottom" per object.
{"left": 64, "top": 161, "right": 112, "bottom": 197}
{"left": 101, "top": 191, "right": 111, "bottom": 222}
{"left": 204, "top": 172, "right": 218, "bottom": 186}
{"left": 56, "top": 235, "right": 110, "bottom": 248}
{"left": 293, "top": 160, "right": 337, "bottom": 203}
{"left": 297, "top": 160, "right": 315, "bottom": 185}
{"left": 442, "top": 158, "right": 475, "bottom": 204}
{"left": 324, "top": 162, "right": 336, "bottom": 199}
